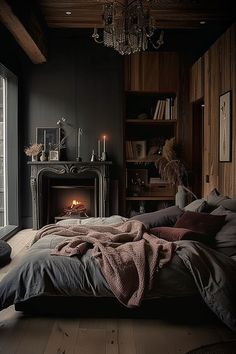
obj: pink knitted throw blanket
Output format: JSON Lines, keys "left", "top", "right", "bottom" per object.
{"left": 36, "top": 220, "right": 176, "bottom": 307}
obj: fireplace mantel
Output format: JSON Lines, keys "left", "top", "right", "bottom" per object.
{"left": 28, "top": 161, "right": 112, "bottom": 230}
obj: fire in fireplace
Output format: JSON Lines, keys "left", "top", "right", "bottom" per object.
{"left": 63, "top": 200, "right": 88, "bottom": 218}
{"left": 47, "top": 177, "right": 98, "bottom": 223}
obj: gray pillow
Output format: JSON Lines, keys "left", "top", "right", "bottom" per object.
{"left": 207, "top": 188, "right": 230, "bottom": 209}
{"left": 184, "top": 199, "right": 207, "bottom": 213}
{"left": 130, "top": 205, "right": 183, "bottom": 229}
{"left": 211, "top": 206, "right": 236, "bottom": 256}
{"left": 221, "top": 199, "right": 236, "bottom": 212}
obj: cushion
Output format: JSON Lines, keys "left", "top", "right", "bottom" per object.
{"left": 56, "top": 215, "right": 128, "bottom": 227}
{"left": 0, "top": 240, "right": 12, "bottom": 268}
{"left": 150, "top": 226, "right": 208, "bottom": 243}
{"left": 207, "top": 188, "right": 230, "bottom": 210}
{"left": 174, "top": 211, "right": 226, "bottom": 237}
{"left": 183, "top": 199, "right": 207, "bottom": 213}
{"left": 211, "top": 206, "right": 236, "bottom": 256}
{"left": 130, "top": 205, "right": 183, "bottom": 229}
{"left": 221, "top": 199, "right": 236, "bottom": 212}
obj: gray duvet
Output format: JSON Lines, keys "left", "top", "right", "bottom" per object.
{"left": 0, "top": 235, "right": 235, "bottom": 331}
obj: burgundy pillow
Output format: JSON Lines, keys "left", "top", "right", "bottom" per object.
{"left": 150, "top": 226, "right": 207, "bottom": 242}
{"left": 174, "top": 211, "right": 226, "bottom": 237}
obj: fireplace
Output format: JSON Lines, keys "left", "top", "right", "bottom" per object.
{"left": 48, "top": 177, "right": 97, "bottom": 223}
{"left": 28, "top": 161, "right": 111, "bottom": 229}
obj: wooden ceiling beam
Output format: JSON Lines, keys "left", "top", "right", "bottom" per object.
{"left": 0, "top": 0, "right": 46, "bottom": 64}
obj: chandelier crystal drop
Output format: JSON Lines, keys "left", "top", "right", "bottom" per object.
{"left": 92, "top": 0, "right": 164, "bottom": 55}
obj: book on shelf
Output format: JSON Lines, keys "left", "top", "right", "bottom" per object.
{"left": 126, "top": 140, "right": 147, "bottom": 159}
{"left": 153, "top": 100, "right": 161, "bottom": 120}
{"left": 171, "top": 96, "right": 178, "bottom": 120}
{"left": 153, "top": 96, "right": 177, "bottom": 121}
{"left": 158, "top": 100, "right": 166, "bottom": 120}
{"left": 165, "top": 98, "right": 171, "bottom": 120}
{"left": 149, "top": 177, "right": 169, "bottom": 185}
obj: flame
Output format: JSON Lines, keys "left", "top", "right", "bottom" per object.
{"left": 71, "top": 200, "right": 81, "bottom": 208}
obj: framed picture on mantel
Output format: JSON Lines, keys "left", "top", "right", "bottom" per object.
{"left": 219, "top": 91, "right": 231, "bottom": 162}
{"left": 36, "top": 127, "right": 61, "bottom": 152}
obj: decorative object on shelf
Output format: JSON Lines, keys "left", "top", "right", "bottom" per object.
{"left": 154, "top": 137, "right": 197, "bottom": 207}
{"left": 97, "top": 139, "right": 101, "bottom": 160}
{"left": 36, "top": 127, "right": 61, "bottom": 154}
{"left": 154, "top": 137, "right": 185, "bottom": 185}
{"left": 128, "top": 169, "right": 148, "bottom": 196}
{"left": 57, "top": 117, "right": 81, "bottom": 161}
{"left": 101, "top": 135, "right": 108, "bottom": 161}
{"left": 24, "top": 143, "right": 43, "bottom": 161}
{"left": 90, "top": 149, "right": 97, "bottom": 162}
{"left": 139, "top": 201, "right": 146, "bottom": 214}
{"left": 92, "top": 0, "right": 164, "bottom": 55}
{"left": 133, "top": 140, "right": 146, "bottom": 159}
{"left": 76, "top": 128, "right": 83, "bottom": 162}
{"left": 49, "top": 150, "right": 59, "bottom": 161}
{"left": 40, "top": 150, "right": 47, "bottom": 161}
{"left": 137, "top": 113, "right": 148, "bottom": 120}
{"left": 219, "top": 90, "right": 231, "bottom": 162}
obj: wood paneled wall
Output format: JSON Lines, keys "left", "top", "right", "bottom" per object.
{"left": 190, "top": 57, "right": 204, "bottom": 102}
{"left": 125, "top": 52, "right": 179, "bottom": 92}
{"left": 190, "top": 22, "right": 236, "bottom": 197}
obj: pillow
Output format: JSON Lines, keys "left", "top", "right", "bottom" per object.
{"left": 174, "top": 211, "right": 226, "bottom": 237}
{"left": 130, "top": 205, "right": 183, "bottom": 229}
{"left": 150, "top": 226, "right": 208, "bottom": 243}
{"left": 211, "top": 206, "right": 236, "bottom": 255}
{"left": 56, "top": 215, "right": 128, "bottom": 227}
{"left": 183, "top": 199, "right": 207, "bottom": 213}
{"left": 221, "top": 199, "right": 236, "bottom": 212}
{"left": 207, "top": 188, "right": 230, "bottom": 210}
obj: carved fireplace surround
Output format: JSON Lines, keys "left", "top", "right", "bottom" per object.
{"left": 28, "top": 161, "right": 112, "bottom": 230}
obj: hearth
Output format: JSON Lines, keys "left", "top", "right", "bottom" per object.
{"left": 28, "top": 161, "right": 111, "bottom": 229}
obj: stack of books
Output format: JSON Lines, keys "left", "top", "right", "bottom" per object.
{"left": 153, "top": 97, "right": 177, "bottom": 120}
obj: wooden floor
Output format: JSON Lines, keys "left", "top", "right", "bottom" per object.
{"left": 0, "top": 229, "right": 236, "bottom": 354}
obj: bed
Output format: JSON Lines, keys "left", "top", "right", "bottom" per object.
{"left": 0, "top": 189, "right": 236, "bottom": 332}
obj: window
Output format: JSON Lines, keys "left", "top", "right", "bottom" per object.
{"left": 0, "top": 64, "right": 18, "bottom": 239}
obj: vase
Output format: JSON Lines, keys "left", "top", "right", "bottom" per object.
{"left": 40, "top": 150, "right": 47, "bottom": 161}
{"left": 31, "top": 155, "right": 38, "bottom": 162}
{"left": 175, "top": 185, "right": 188, "bottom": 209}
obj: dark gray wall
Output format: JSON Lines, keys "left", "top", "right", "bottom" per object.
{"left": 21, "top": 30, "right": 124, "bottom": 227}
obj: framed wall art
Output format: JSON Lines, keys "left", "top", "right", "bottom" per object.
{"left": 36, "top": 127, "right": 61, "bottom": 152}
{"left": 219, "top": 90, "right": 232, "bottom": 162}
{"left": 133, "top": 140, "right": 147, "bottom": 159}
{"left": 49, "top": 150, "right": 60, "bottom": 161}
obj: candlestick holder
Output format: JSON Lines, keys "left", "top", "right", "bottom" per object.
{"left": 90, "top": 149, "right": 97, "bottom": 162}
{"left": 101, "top": 151, "right": 108, "bottom": 161}
{"left": 76, "top": 156, "right": 82, "bottom": 162}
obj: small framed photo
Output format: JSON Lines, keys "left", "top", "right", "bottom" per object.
{"left": 133, "top": 140, "right": 146, "bottom": 159}
{"left": 49, "top": 150, "right": 59, "bottom": 161}
{"left": 127, "top": 169, "right": 148, "bottom": 196}
{"left": 127, "top": 169, "right": 148, "bottom": 186}
{"left": 36, "top": 127, "right": 61, "bottom": 152}
{"left": 219, "top": 91, "right": 231, "bottom": 162}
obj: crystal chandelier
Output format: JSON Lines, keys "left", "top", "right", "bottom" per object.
{"left": 92, "top": 0, "right": 164, "bottom": 55}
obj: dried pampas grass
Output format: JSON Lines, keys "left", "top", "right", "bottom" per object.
{"left": 155, "top": 138, "right": 186, "bottom": 185}
{"left": 24, "top": 143, "right": 43, "bottom": 156}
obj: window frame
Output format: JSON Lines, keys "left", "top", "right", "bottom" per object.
{"left": 0, "top": 63, "right": 19, "bottom": 240}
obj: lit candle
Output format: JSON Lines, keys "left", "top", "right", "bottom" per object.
{"left": 98, "top": 139, "right": 101, "bottom": 158}
{"left": 103, "top": 135, "right": 106, "bottom": 153}
{"left": 43, "top": 130, "right": 46, "bottom": 150}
